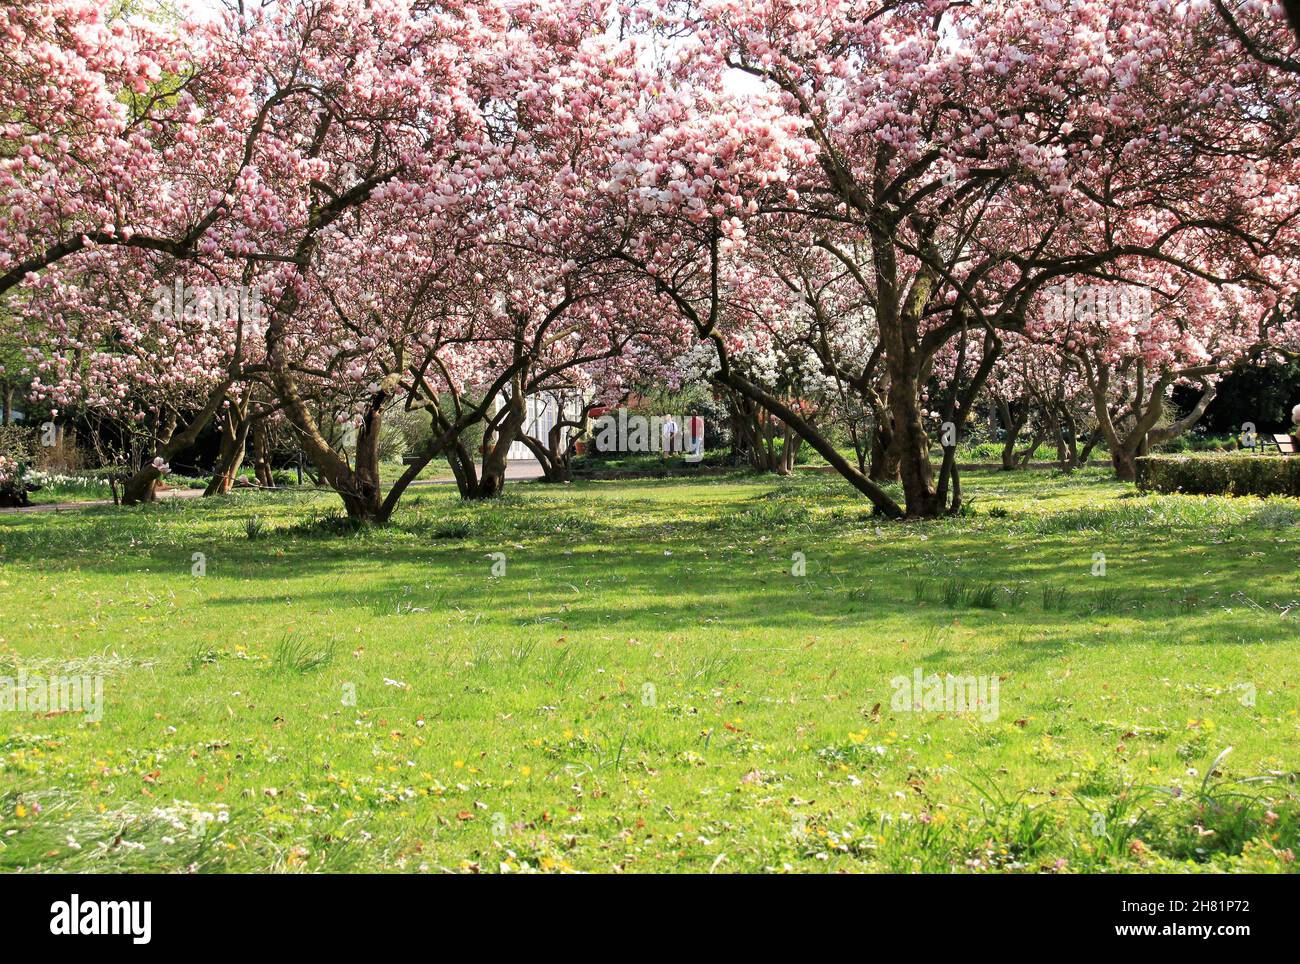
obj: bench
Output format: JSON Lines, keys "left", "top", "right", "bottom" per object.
{"left": 1260, "top": 433, "right": 1298, "bottom": 456}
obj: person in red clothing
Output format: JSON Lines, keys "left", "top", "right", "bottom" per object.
{"left": 686, "top": 414, "right": 704, "bottom": 461}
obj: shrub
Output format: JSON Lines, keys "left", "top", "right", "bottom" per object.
{"left": 1136, "top": 453, "right": 1300, "bottom": 498}
{"left": 0, "top": 453, "right": 29, "bottom": 507}
{"left": 0, "top": 425, "right": 34, "bottom": 463}
{"left": 3, "top": 423, "right": 88, "bottom": 473}
{"left": 0, "top": 429, "right": 40, "bottom": 506}
{"left": 394, "top": 398, "right": 484, "bottom": 463}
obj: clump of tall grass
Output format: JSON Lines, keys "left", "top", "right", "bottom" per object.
{"left": 686, "top": 648, "right": 738, "bottom": 684}
{"left": 1040, "top": 585, "right": 1072, "bottom": 611}
{"left": 282, "top": 510, "right": 374, "bottom": 538}
{"left": 271, "top": 634, "right": 336, "bottom": 674}
{"left": 938, "top": 579, "right": 1028, "bottom": 610}
{"left": 544, "top": 643, "right": 590, "bottom": 690}
{"left": 1082, "top": 587, "right": 1138, "bottom": 615}
{"left": 432, "top": 521, "right": 472, "bottom": 539}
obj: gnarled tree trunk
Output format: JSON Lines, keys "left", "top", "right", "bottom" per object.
{"left": 996, "top": 397, "right": 1029, "bottom": 470}
{"left": 122, "top": 381, "right": 232, "bottom": 505}
{"left": 205, "top": 395, "right": 253, "bottom": 496}
{"left": 868, "top": 420, "right": 900, "bottom": 483}
{"left": 465, "top": 388, "right": 525, "bottom": 499}
{"left": 250, "top": 418, "right": 275, "bottom": 489}
{"left": 520, "top": 404, "right": 592, "bottom": 484}
{"left": 1082, "top": 356, "right": 1218, "bottom": 484}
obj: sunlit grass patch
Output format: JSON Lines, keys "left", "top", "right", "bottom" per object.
{"left": 1, "top": 469, "right": 1297, "bottom": 872}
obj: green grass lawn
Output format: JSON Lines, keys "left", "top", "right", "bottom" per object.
{"left": 1, "top": 468, "right": 1297, "bottom": 873}
{"left": 18, "top": 459, "right": 451, "bottom": 506}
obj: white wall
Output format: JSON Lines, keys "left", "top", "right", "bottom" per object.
{"left": 507, "top": 392, "right": 582, "bottom": 460}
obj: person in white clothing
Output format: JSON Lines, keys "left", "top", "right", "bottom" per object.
{"left": 661, "top": 416, "right": 678, "bottom": 459}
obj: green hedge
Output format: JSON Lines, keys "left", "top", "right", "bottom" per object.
{"left": 1136, "top": 452, "right": 1300, "bottom": 497}
{"left": 0, "top": 425, "right": 35, "bottom": 463}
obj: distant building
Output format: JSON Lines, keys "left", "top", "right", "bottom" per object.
{"left": 506, "top": 392, "right": 586, "bottom": 460}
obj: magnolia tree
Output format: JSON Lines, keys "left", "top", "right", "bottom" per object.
{"left": 197, "top": 0, "right": 505, "bottom": 521}
{"left": 378, "top": 0, "right": 690, "bottom": 503}
{"left": 988, "top": 333, "right": 1099, "bottom": 470}
{"left": 9, "top": 0, "right": 1300, "bottom": 520}
{"left": 1030, "top": 270, "right": 1300, "bottom": 479}
{"left": 2, "top": 0, "right": 442, "bottom": 502}
{"left": 0, "top": 0, "right": 199, "bottom": 297}
{"left": 0, "top": 0, "right": 255, "bottom": 500}
{"left": 206, "top": 0, "right": 688, "bottom": 519}
{"left": 18, "top": 250, "right": 266, "bottom": 500}
{"left": 634, "top": 0, "right": 1300, "bottom": 516}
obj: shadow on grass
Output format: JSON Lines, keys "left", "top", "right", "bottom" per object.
{"left": 2, "top": 471, "right": 1296, "bottom": 652}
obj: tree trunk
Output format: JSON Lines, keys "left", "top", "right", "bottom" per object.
{"left": 521, "top": 433, "right": 573, "bottom": 483}
{"left": 519, "top": 403, "right": 591, "bottom": 484}
{"left": 1112, "top": 445, "right": 1138, "bottom": 482}
{"left": 251, "top": 419, "right": 274, "bottom": 489}
{"left": 726, "top": 390, "right": 798, "bottom": 474}
{"left": 997, "top": 398, "right": 1027, "bottom": 471}
{"left": 779, "top": 430, "right": 803, "bottom": 474}
{"left": 1078, "top": 427, "right": 1102, "bottom": 466}
{"left": 774, "top": 424, "right": 795, "bottom": 475}
{"left": 376, "top": 382, "right": 522, "bottom": 521}
{"left": 467, "top": 392, "right": 524, "bottom": 499}
{"left": 205, "top": 398, "right": 253, "bottom": 496}
{"left": 1016, "top": 427, "right": 1046, "bottom": 468}
{"left": 1050, "top": 411, "right": 1068, "bottom": 466}
{"left": 264, "top": 281, "right": 386, "bottom": 523}
{"left": 933, "top": 328, "right": 1000, "bottom": 515}
{"left": 1082, "top": 357, "right": 1215, "bottom": 485}
{"left": 122, "top": 381, "right": 232, "bottom": 505}
{"left": 711, "top": 366, "right": 903, "bottom": 517}
{"left": 868, "top": 422, "right": 900, "bottom": 482}
{"left": 887, "top": 360, "right": 942, "bottom": 518}
{"left": 446, "top": 440, "right": 481, "bottom": 497}
{"left": 122, "top": 467, "right": 161, "bottom": 504}
{"left": 1058, "top": 405, "right": 1082, "bottom": 471}
{"left": 734, "top": 396, "right": 770, "bottom": 471}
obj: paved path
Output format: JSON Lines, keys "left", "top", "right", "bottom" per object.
{"left": 1, "top": 460, "right": 545, "bottom": 515}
